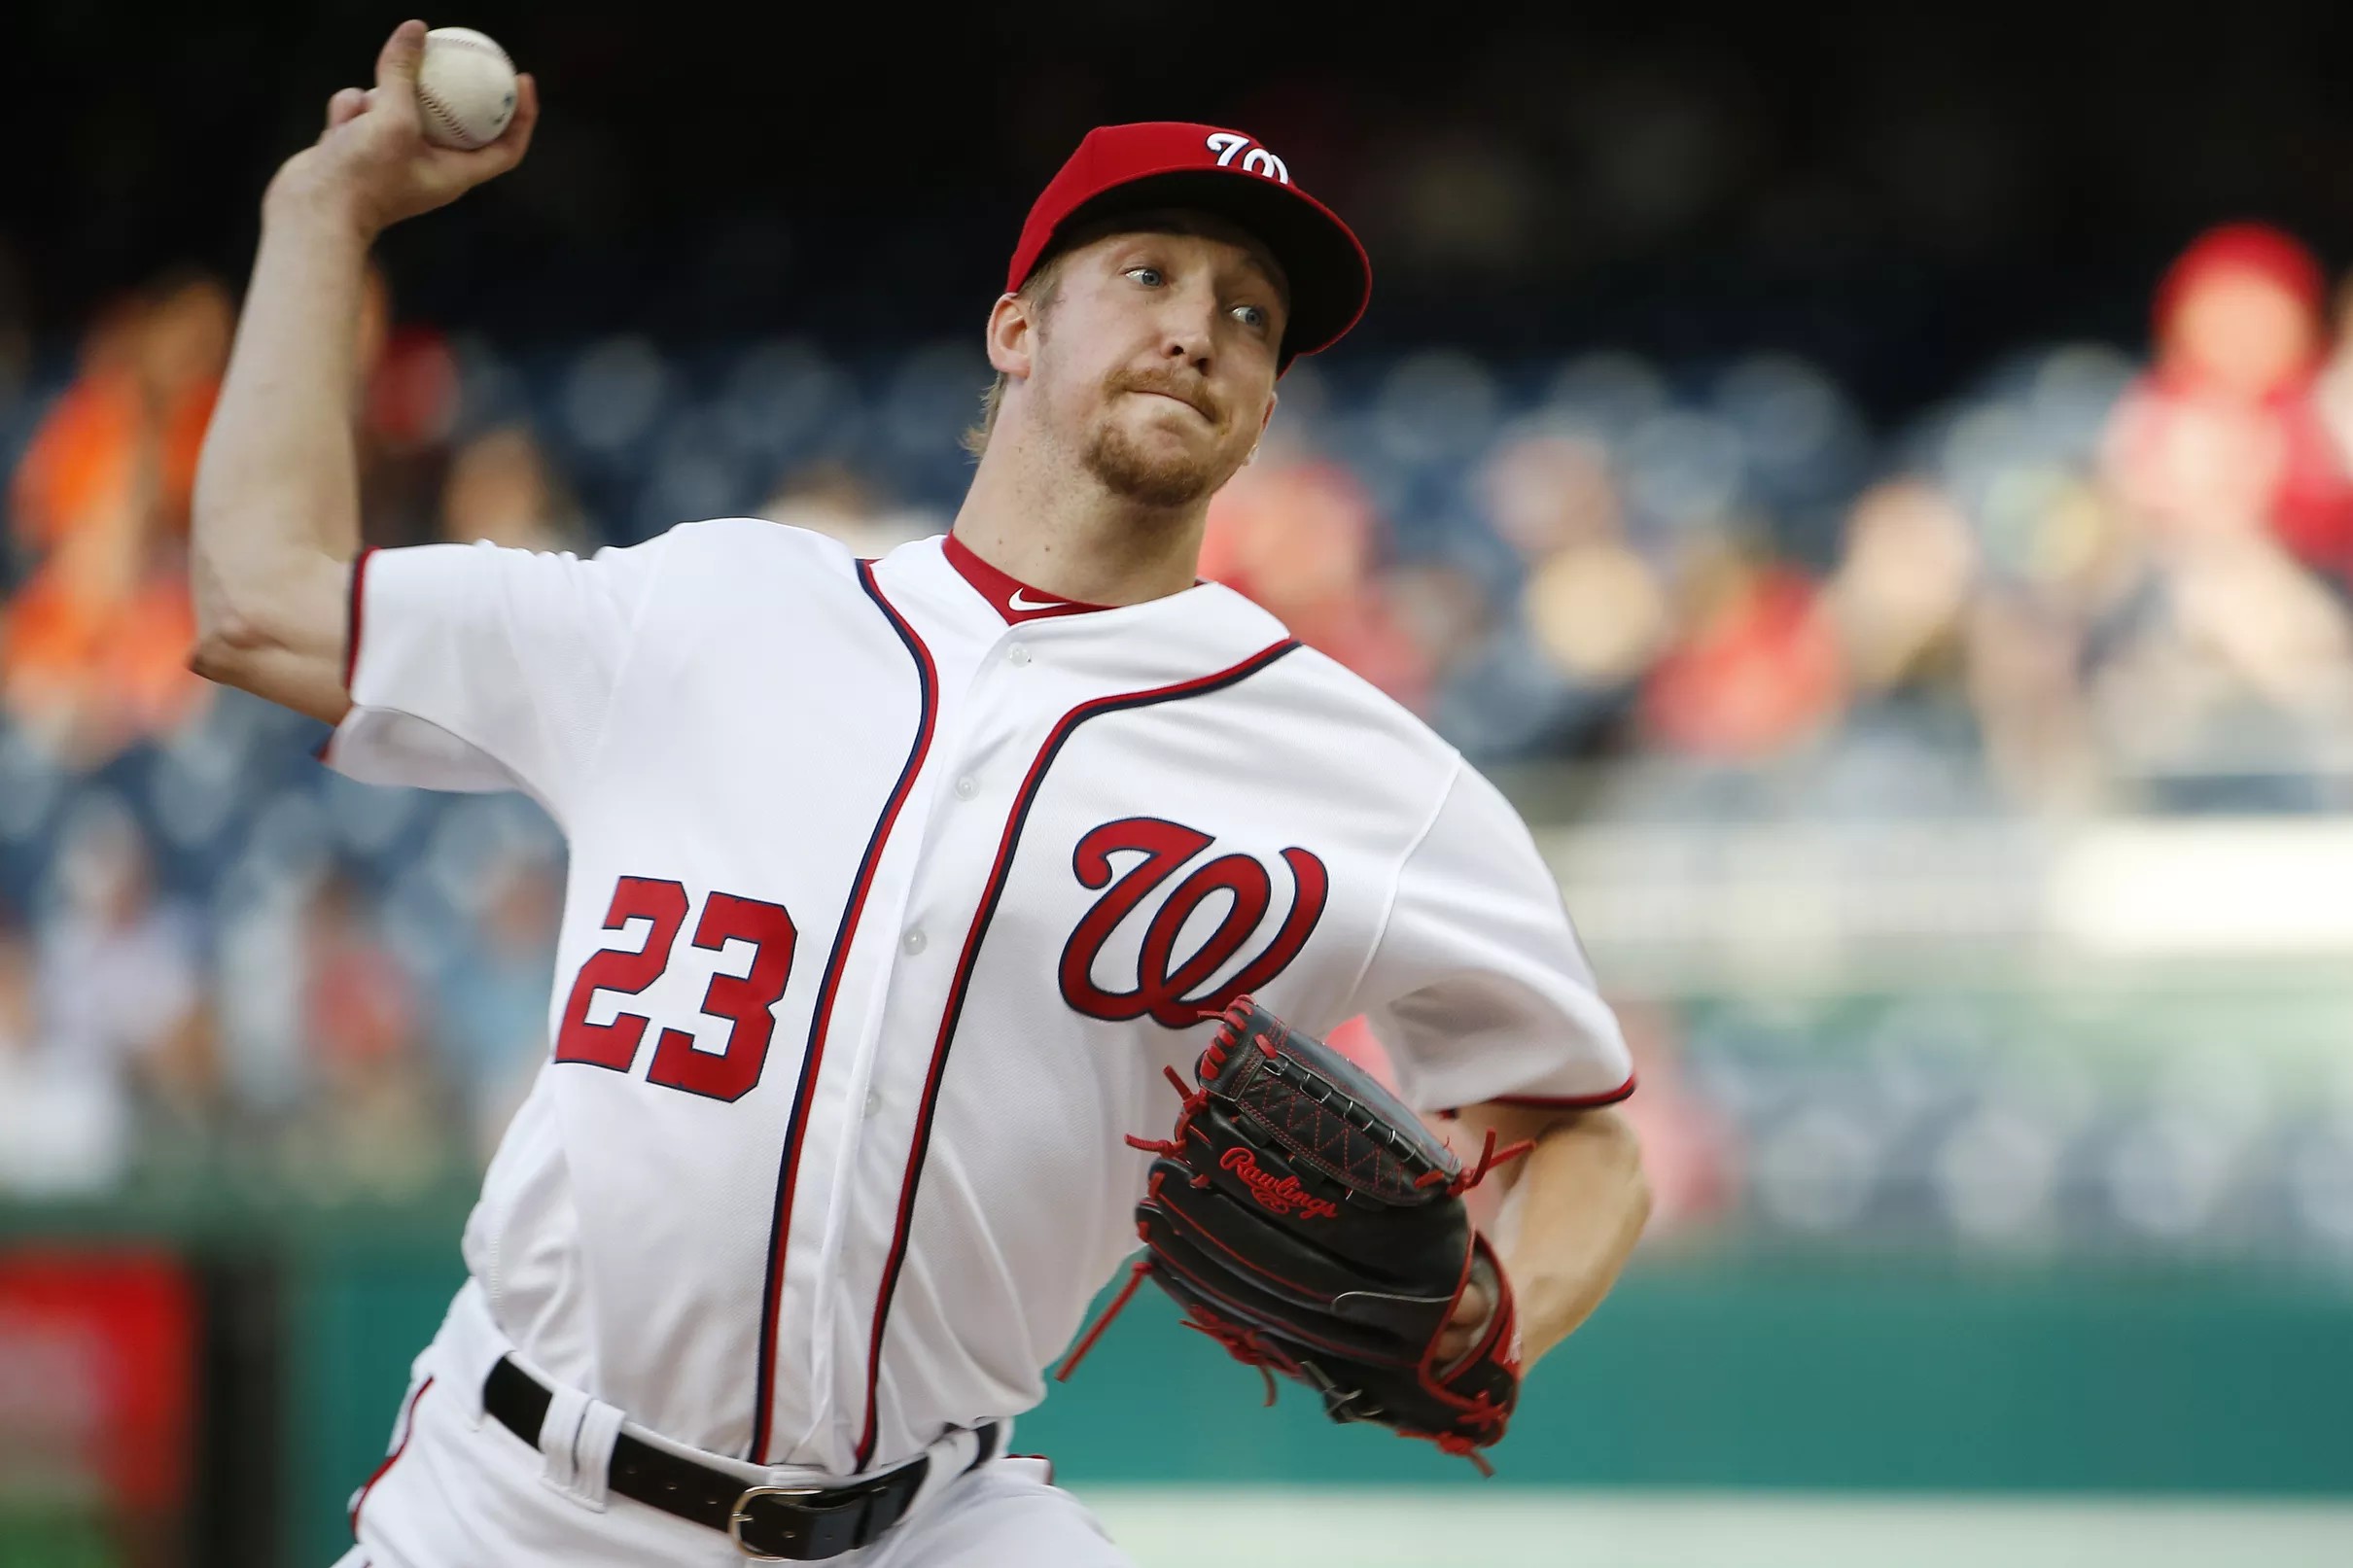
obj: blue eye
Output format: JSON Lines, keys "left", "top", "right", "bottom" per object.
{"left": 1126, "top": 266, "right": 1164, "bottom": 287}
{"left": 1234, "top": 303, "right": 1268, "bottom": 331}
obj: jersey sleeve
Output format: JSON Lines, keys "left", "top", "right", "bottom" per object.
{"left": 322, "top": 536, "right": 672, "bottom": 821}
{"left": 1349, "top": 761, "right": 1633, "bottom": 1114}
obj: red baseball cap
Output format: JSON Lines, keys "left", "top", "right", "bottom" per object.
{"left": 1006, "top": 122, "right": 1372, "bottom": 372}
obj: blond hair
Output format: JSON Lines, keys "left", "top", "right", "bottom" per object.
{"left": 961, "top": 260, "right": 1070, "bottom": 460}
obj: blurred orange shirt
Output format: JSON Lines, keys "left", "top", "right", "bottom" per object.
{"left": 0, "top": 567, "right": 208, "bottom": 748}
{"left": 11, "top": 368, "right": 217, "bottom": 550}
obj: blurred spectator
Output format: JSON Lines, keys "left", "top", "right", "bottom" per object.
{"left": 2304, "top": 268, "right": 2353, "bottom": 586}
{"left": 1826, "top": 479, "right": 1978, "bottom": 701}
{"left": 1639, "top": 538, "right": 1845, "bottom": 759}
{"left": 1383, "top": 562, "right": 1494, "bottom": 692}
{"left": 1490, "top": 431, "right": 1671, "bottom": 693}
{"left": 1201, "top": 458, "right": 1432, "bottom": 709}
{"left": 436, "top": 845, "right": 563, "bottom": 1154}
{"left": 0, "top": 916, "right": 127, "bottom": 1195}
{"left": 35, "top": 800, "right": 201, "bottom": 1083}
{"left": 2, "top": 272, "right": 226, "bottom": 765}
{"left": 9, "top": 269, "right": 228, "bottom": 552}
{"left": 440, "top": 425, "right": 586, "bottom": 553}
{"left": 756, "top": 459, "right": 939, "bottom": 556}
{"left": 0, "top": 513, "right": 209, "bottom": 766}
{"left": 358, "top": 263, "right": 463, "bottom": 549}
{"left": 277, "top": 869, "right": 463, "bottom": 1201}
{"left": 2103, "top": 224, "right": 2353, "bottom": 569}
{"left": 1964, "top": 590, "right": 2104, "bottom": 810}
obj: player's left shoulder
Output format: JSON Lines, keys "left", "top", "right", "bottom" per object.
{"left": 1257, "top": 640, "right": 1461, "bottom": 763}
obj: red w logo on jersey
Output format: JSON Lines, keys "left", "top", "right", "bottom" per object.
{"left": 1058, "top": 817, "right": 1328, "bottom": 1028}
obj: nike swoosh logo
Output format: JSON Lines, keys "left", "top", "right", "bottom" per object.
{"left": 1007, "top": 589, "right": 1069, "bottom": 612}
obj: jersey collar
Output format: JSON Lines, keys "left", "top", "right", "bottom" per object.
{"left": 878, "top": 535, "right": 1293, "bottom": 681}
{"left": 942, "top": 533, "right": 1113, "bottom": 625}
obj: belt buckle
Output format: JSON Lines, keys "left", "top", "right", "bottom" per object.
{"left": 728, "top": 1485, "right": 825, "bottom": 1560}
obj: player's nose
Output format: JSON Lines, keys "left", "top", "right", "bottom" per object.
{"left": 1155, "top": 283, "right": 1221, "bottom": 377}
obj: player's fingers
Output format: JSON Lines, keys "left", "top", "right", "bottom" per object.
{"left": 1453, "top": 1279, "right": 1490, "bottom": 1328}
{"left": 373, "top": 18, "right": 428, "bottom": 92}
{"left": 325, "top": 87, "right": 368, "bottom": 131}
{"left": 483, "top": 73, "right": 540, "bottom": 166}
{"left": 1435, "top": 1279, "right": 1491, "bottom": 1360}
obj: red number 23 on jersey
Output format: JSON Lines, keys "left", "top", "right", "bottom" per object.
{"left": 552, "top": 876, "right": 798, "bottom": 1103}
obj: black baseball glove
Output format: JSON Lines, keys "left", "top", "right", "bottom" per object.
{"left": 1058, "top": 997, "right": 1530, "bottom": 1471}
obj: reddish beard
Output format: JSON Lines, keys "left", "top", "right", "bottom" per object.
{"left": 1083, "top": 369, "right": 1236, "bottom": 508}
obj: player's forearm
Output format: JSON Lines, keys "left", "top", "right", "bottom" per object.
{"left": 191, "top": 166, "right": 372, "bottom": 666}
{"left": 1468, "top": 1102, "right": 1650, "bottom": 1365}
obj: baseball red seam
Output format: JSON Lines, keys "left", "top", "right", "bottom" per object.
{"left": 417, "top": 32, "right": 513, "bottom": 147}
{"left": 851, "top": 637, "right": 1303, "bottom": 1470}
{"left": 749, "top": 559, "right": 938, "bottom": 1463}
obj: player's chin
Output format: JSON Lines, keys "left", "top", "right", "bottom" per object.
{"left": 1085, "top": 426, "right": 1227, "bottom": 509}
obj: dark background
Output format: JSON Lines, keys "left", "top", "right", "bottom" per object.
{"left": 11, "top": 0, "right": 2353, "bottom": 413}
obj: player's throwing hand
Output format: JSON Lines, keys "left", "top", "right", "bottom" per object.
{"left": 273, "top": 19, "right": 538, "bottom": 237}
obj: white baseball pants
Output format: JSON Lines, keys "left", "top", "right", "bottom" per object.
{"left": 333, "top": 1281, "right": 1133, "bottom": 1568}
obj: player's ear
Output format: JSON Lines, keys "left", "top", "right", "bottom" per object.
{"left": 985, "top": 292, "right": 1036, "bottom": 380}
{"left": 1254, "top": 388, "right": 1278, "bottom": 447}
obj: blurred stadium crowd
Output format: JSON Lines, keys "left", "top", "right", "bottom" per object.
{"left": 5, "top": 222, "right": 2353, "bottom": 1258}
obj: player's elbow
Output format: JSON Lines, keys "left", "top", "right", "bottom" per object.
{"left": 188, "top": 545, "right": 346, "bottom": 679}
{"left": 188, "top": 600, "right": 275, "bottom": 684}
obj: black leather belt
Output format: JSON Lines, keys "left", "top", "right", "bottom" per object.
{"left": 482, "top": 1356, "right": 999, "bottom": 1560}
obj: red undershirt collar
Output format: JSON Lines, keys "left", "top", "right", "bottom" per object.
{"left": 943, "top": 532, "right": 1116, "bottom": 624}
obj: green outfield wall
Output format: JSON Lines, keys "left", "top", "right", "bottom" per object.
{"left": 278, "top": 1223, "right": 2353, "bottom": 1565}
{"left": 6, "top": 1197, "right": 2345, "bottom": 1564}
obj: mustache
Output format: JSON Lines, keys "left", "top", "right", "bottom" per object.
{"left": 1112, "top": 369, "right": 1221, "bottom": 425}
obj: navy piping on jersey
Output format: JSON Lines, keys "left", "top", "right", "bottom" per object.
{"left": 748, "top": 560, "right": 939, "bottom": 1464}
{"left": 851, "top": 636, "right": 1303, "bottom": 1471}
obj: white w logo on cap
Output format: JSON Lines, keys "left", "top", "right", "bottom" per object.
{"left": 1205, "top": 131, "right": 1291, "bottom": 186}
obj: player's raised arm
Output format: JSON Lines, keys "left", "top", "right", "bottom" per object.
{"left": 190, "top": 20, "right": 537, "bottom": 722}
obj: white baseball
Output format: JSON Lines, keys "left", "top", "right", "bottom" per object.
{"left": 416, "top": 26, "right": 518, "bottom": 151}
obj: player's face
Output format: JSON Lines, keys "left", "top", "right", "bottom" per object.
{"left": 1031, "top": 224, "right": 1287, "bottom": 509}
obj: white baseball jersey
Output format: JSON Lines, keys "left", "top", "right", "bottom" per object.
{"left": 326, "top": 520, "right": 1632, "bottom": 1478}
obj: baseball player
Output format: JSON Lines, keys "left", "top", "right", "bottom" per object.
{"left": 192, "top": 21, "right": 1650, "bottom": 1566}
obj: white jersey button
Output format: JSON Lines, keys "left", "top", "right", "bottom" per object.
{"left": 1006, "top": 645, "right": 1032, "bottom": 667}
{"left": 954, "top": 774, "right": 978, "bottom": 799}
{"left": 863, "top": 1088, "right": 883, "bottom": 1118}
{"left": 902, "top": 928, "right": 927, "bottom": 956}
